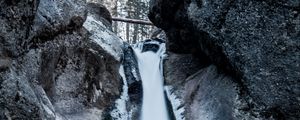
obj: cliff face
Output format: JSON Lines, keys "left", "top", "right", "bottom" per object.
{"left": 149, "top": 0, "right": 300, "bottom": 119}
{"left": 0, "top": 0, "right": 123, "bottom": 119}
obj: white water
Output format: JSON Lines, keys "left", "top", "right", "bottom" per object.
{"left": 133, "top": 42, "right": 169, "bottom": 120}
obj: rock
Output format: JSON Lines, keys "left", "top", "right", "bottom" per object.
{"left": 139, "top": 38, "right": 165, "bottom": 53}
{"left": 83, "top": 15, "right": 124, "bottom": 62}
{"left": 0, "top": 57, "right": 12, "bottom": 71}
{"left": 0, "top": 0, "right": 124, "bottom": 119}
{"left": 150, "top": 0, "right": 300, "bottom": 119}
{"left": 163, "top": 52, "right": 206, "bottom": 86}
{"left": 0, "top": 49, "right": 55, "bottom": 120}
{"left": 163, "top": 52, "right": 205, "bottom": 120}
{"left": 150, "top": 28, "right": 167, "bottom": 40}
{"left": 87, "top": 2, "right": 113, "bottom": 29}
{"left": 31, "top": 0, "right": 87, "bottom": 41}
{"left": 184, "top": 65, "right": 239, "bottom": 120}
{"left": 123, "top": 42, "right": 143, "bottom": 103}
{"left": 0, "top": 0, "right": 39, "bottom": 57}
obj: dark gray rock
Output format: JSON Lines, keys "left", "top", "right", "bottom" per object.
{"left": 184, "top": 65, "right": 238, "bottom": 120}
{"left": 0, "top": 0, "right": 39, "bottom": 57}
{"left": 123, "top": 42, "right": 143, "bottom": 103}
{"left": 150, "top": 0, "right": 300, "bottom": 119}
{"left": 0, "top": 49, "right": 55, "bottom": 120}
{"left": 164, "top": 52, "right": 205, "bottom": 86}
{"left": 140, "top": 38, "right": 165, "bottom": 53}
{"left": 0, "top": 0, "right": 124, "bottom": 119}
{"left": 31, "top": 0, "right": 86, "bottom": 42}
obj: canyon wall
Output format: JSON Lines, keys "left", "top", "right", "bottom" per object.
{"left": 149, "top": 0, "right": 300, "bottom": 119}
{"left": 0, "top": 0, "right": 123, "bottom": 119}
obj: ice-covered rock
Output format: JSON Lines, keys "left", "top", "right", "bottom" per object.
{"left": 83, "top": 15, "right": 123, "bottom": 62}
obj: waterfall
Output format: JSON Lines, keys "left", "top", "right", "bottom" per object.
{"left": 133, "top": 40, "right": 169, "bottom": 120}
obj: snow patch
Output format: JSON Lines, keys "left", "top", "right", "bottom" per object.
{"left": 42, "top": 103, "right": 55, "bottom": 117}
{"left": 165, "top": 86, "right": 186, "bottom": 120}
{"left": 56, "top": 108, "right": 103, "bottom": 120}
{"left": 92, "top": 84, "right": 102, "bottom": 103}
{"left": 110, "top": 65, "right": 129, "bottom": 120}
{"left": 83, "top": 15, "right": 123, "bottom": 61}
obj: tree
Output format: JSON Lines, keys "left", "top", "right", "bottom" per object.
{"left": 94, "top": 0, "right": 154, "bottom": 44}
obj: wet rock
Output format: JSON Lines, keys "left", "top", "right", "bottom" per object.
{"left": 184, "top": 66, "right": 238, "bottom": 120}
{"left": 120, "top": 42, "right": 143, "bottom": 119}
{"left": 140, "top": 38, "right": 165, "bottom": 53}
{"left": 150, "top": 0, "right": 300, "bottom": 119}
{"left": 123, "top": 43, "right": 143, "bottom": 103}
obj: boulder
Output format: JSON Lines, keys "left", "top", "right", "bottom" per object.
{"left": 0, "top": 0, "right": 124, "bottom": 119}
{"left": 150, "top": 0, "right": 300, "bottom": 119}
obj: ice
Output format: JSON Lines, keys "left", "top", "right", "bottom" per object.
{"left": 110, "top": 65, "right": 129, "bottom": 120}
{"left": 165, "top": 86, "right": 185, "bottom": 120}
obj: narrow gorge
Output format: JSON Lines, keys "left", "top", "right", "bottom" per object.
{"left": 0, "top": 0, "right": 299, "bottom": 120}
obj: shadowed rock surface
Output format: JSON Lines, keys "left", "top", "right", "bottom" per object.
{"left": 150, "top": 0, "right": 300, "bottom": 119}
{"left": 0, "top": 0, "right": 124, "bottom": 119}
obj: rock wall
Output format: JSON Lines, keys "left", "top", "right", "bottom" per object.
{"left": 149, "top": 0, "right": 300, "bottom": 119}
{"left": 0, "top": 0, "right": 123, "bottom": 119}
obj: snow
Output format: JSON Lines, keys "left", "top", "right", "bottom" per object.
{"left": 110, "top": 65, "right": 129, "bottom": 120}
{"left": 55, "top": 114, "right": 65, "bottom": 120}
{"left": 131, "top": 67, "right": 139, "bottom": 81}
{"left": 92, "top": 84, "right": 102, "bottom": 103}
{"left": 56, "top": 108, "right": 103, "bottom": 120}
{"left": 83, "top": 15, "right": 123, "bottom": 61}
{"left": 133, "top": 42, "right": 169, "bottom": 120}
{"left": 165, "top": 86, "right": 186, "bottom": 120}
{"left": 42, "top": 104, "right": 55, "bottom": 117}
